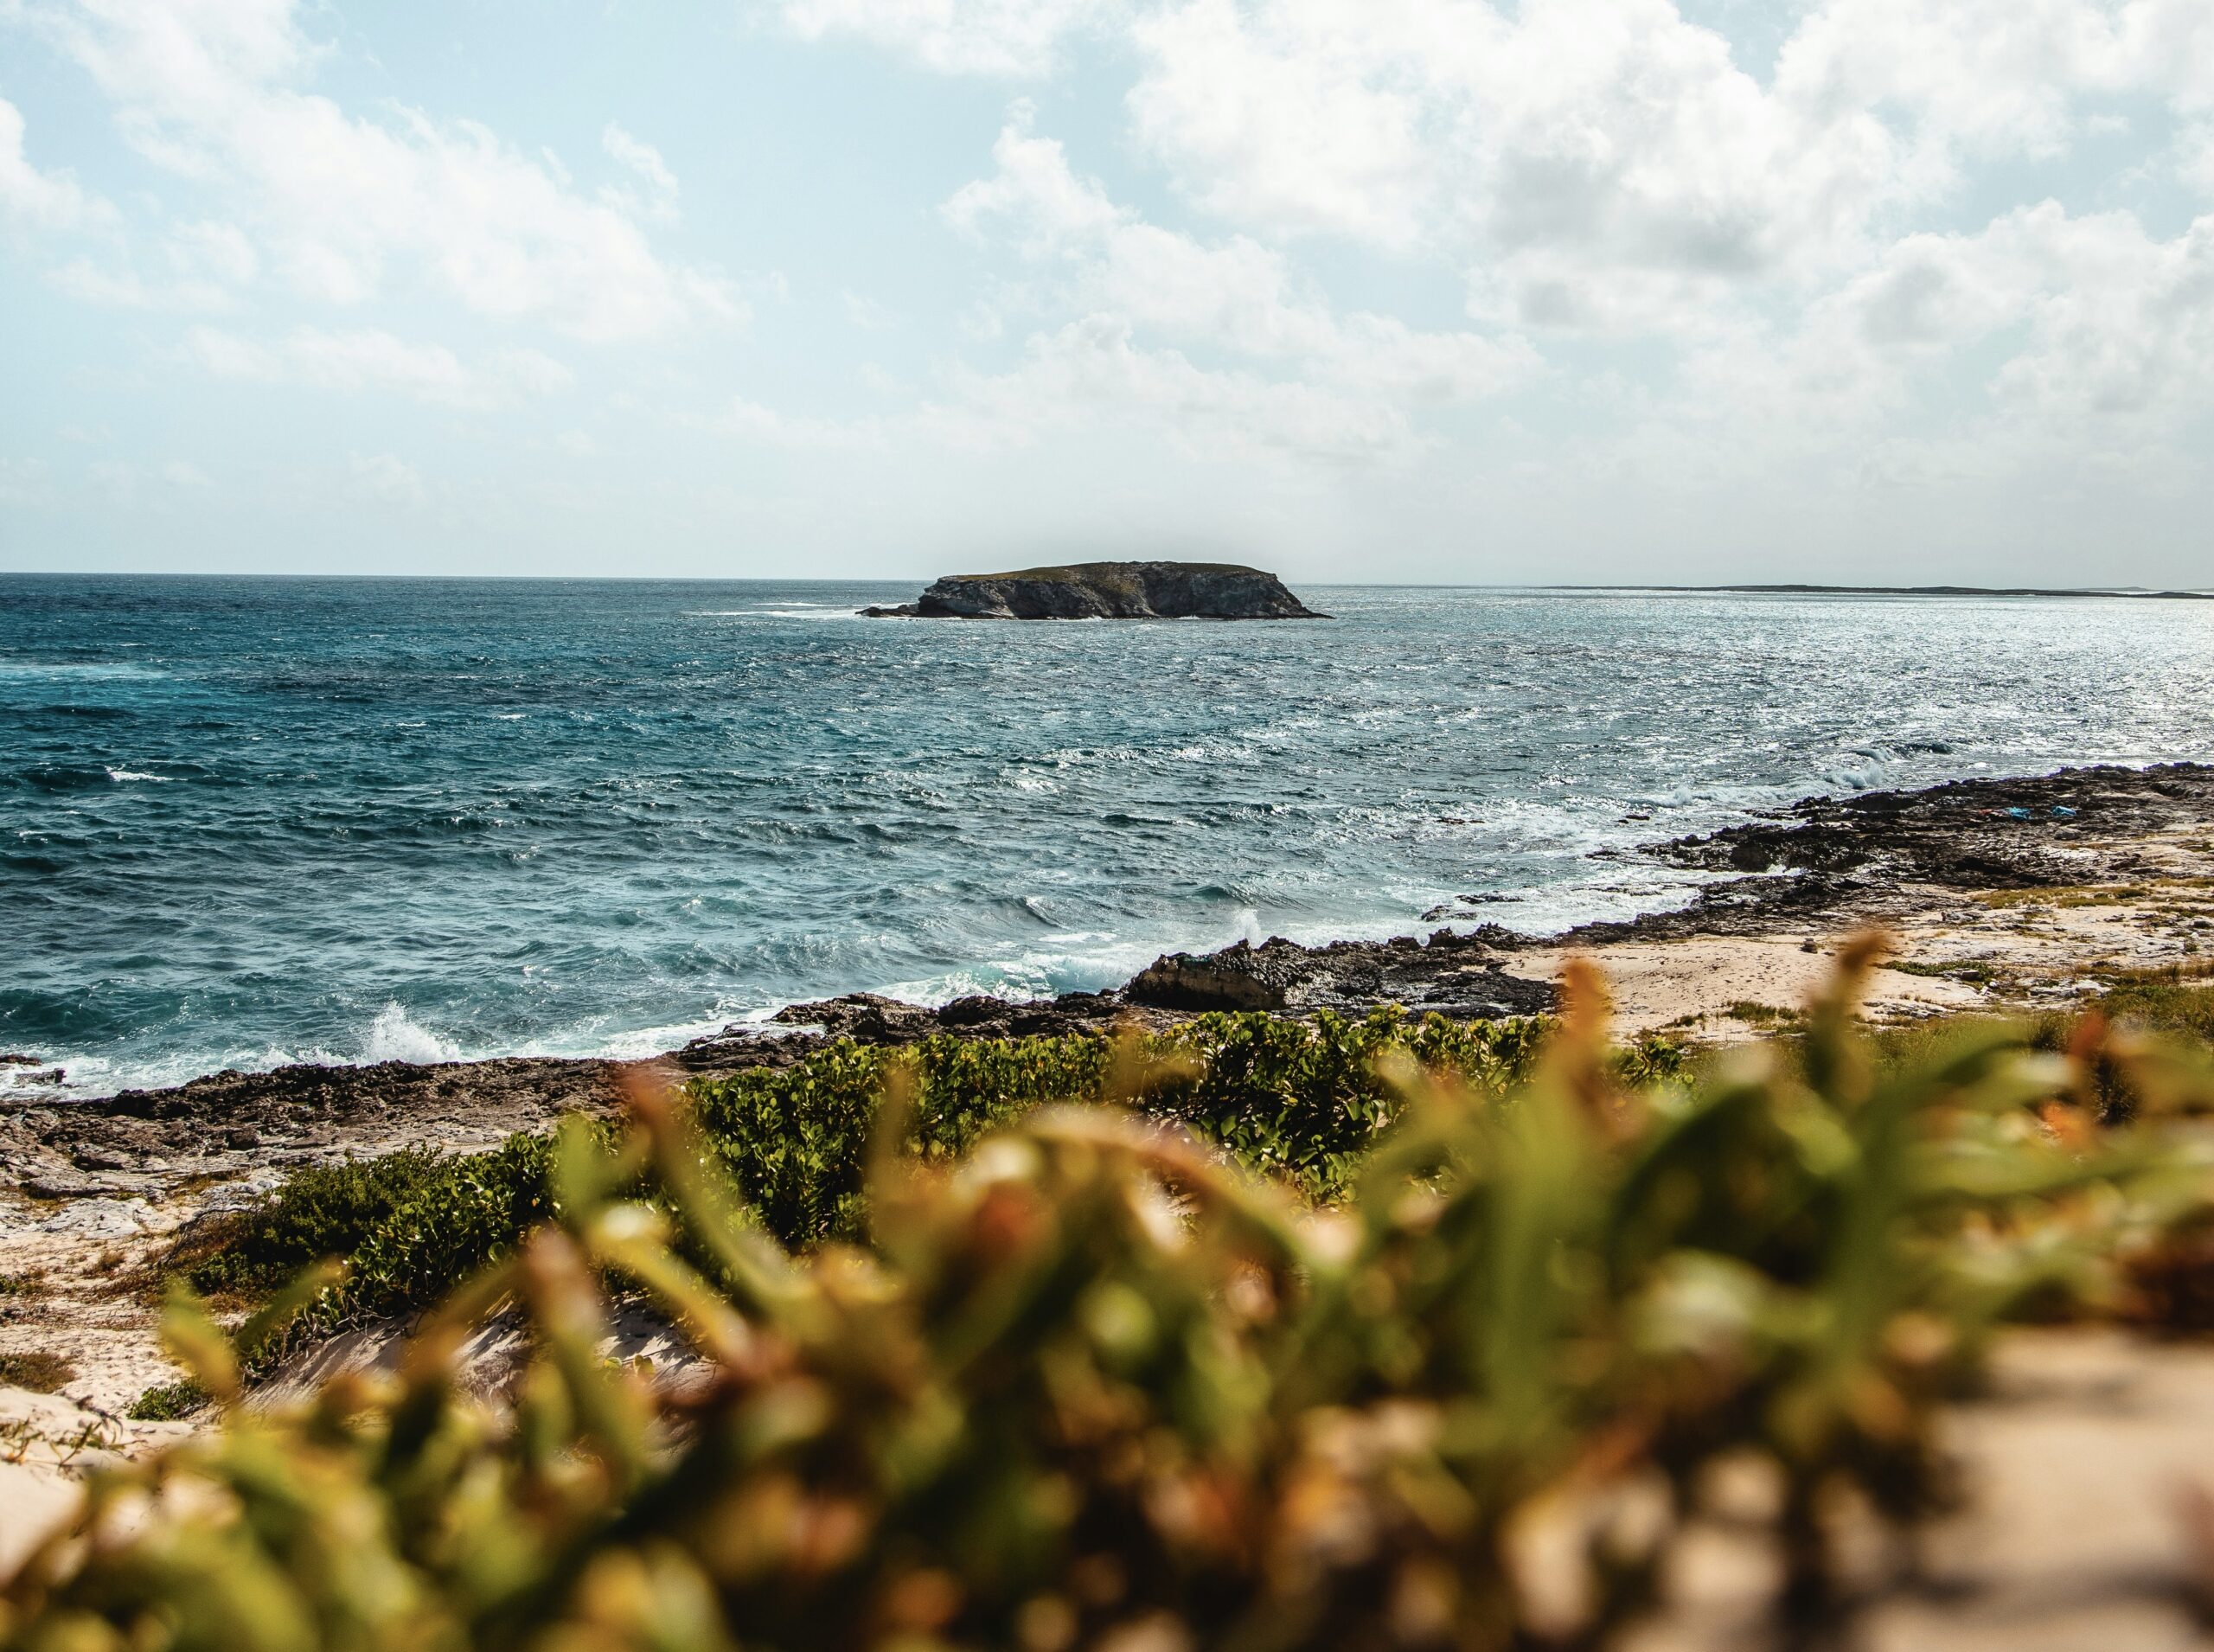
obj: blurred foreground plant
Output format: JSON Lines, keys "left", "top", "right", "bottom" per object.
{"left": 9, "top": 943, "right": 2214, "bottom": 1651}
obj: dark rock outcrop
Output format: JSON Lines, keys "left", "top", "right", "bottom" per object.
{"left": 862, "top": 561, "right": 1325, "bottom": 620}
{"left": 1127, "top": 938, "right": 1309, "bottom": 1010}
{"left": 1127, "top": 933, "right": 1556, "bottom": 1020}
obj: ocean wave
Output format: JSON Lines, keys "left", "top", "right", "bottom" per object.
{"left": 106, "top": 767, "right": 171, "bottom": 783}
{"left": 684, "top": 606, "right": 872, "bottom": 621}
{"left": 0, "top": 661, "right": 166, "bottom": 682}
{"left": 360, "top": 1002, "right": 463, "bottom": 1065}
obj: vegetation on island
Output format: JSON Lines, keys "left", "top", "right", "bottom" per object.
{"left": 14, "top": 944, "right": 2214, "bottom": 1649}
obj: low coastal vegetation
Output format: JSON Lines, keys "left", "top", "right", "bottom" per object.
{"left": 178, "top": 1010, "right": 1556, "bottom": 1351}
{"left": 12, "top": 944, "right": 2214, "bottom": 1649}
{"left": 0, "top": 1354, "right": 73, "bottom": 1396}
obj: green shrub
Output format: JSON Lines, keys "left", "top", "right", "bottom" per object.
{"left": 124, "top": 1379, "right": 207, "bottom": 1421}
{"left": 188, "top": 1149, "right": 463, "bottom": 1297}
{"left": 187, "top": 1010, "right": 1553, "bottom": 1339}
{"left": 13, "top": 953, "right": 2213, "bottom": 1651}
{"left": 2097, "top": 972, "right": 2214, "bottom": 1046}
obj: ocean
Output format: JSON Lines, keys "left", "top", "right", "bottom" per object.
{"left": 5, "top": 574, "right": 2212, "bottom": 1098}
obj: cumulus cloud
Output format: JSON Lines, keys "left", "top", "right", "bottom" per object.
{"left": 1124, "top": 0, "right": 1911, "bottom": 328}
{"left": 1866, "top": 205, "right": 2214, "bottom": 422}
{"left": 182, "top": 325, "right": 575, "bottom": 408}
{"left": 717, "top": 396, "right": 893, "bottom": 448}
{"left": 944, "top": 108, "right": 1538, "bottom": 426}
{"left": 2181, "top": 122, "right": 2214, "bottom": 196}
{"left": 80, "top": 455, "right": 225, "bottom": 506}
{"left": 841, "top": 290, "right": 898, "bottom": 329}
{"left": 48, "top": 218, "right": 258, "bottom": 309}
{"left": 0, "top": 458, "right": 53, "bottom": 504}
{"left": 29, "top": 0, "right": 735, "bottom": 339}
{"left": 602, "top": 122, "right": 679, "bottom": 221}
{"left": 943, "top": 103, "right": 1126, "bottom": 247}
{"left": 1120, "top": 0, "right": 2214, "bottom": 338}
{"left": 766, "top": 0, "right": 1113, "bottom": 76}
{"left": 1778, "top": 0, "right": 2214, "bottom": 150}
{"left": 347, "top": 452, "right": 429, "bottom": 507}
{"left": 1125, "top": 0, "right": 1436, "bottom": 247}
{"left": 943, "top": 314, "right": 1421, "bottom": 464}
{"left": 0, "top": 96, "right": 112, "bottom": 233}
{"left": 1577, "top": 197, "right": 2214, "bottom": 517}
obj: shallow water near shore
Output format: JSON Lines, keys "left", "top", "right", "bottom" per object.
{"left": 5, "top": 574, "right": 2213, "bottom": 1098}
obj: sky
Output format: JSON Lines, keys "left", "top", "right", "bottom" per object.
{"left": 1, "top": 0, "right": 2211, "bottom": 586}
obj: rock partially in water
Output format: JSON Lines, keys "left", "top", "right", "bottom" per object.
{"left": 1128, "top": 933, "right": 1557, "bottom": 1021}
{"left": 1127, "top": 938, "right": 1309, "bottom": 1011}
{"left": 862, "top": 561, "right": 1327, "bottom": 621}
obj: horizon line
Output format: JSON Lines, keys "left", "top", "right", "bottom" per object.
{"left": 2, "top": 570, "right": 2210, "bottom": 600}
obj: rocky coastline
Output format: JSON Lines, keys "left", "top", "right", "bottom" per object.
{"left": 859, "top": 560, "right": 1325, "bottom": 619}
{"left": 9, "top": 761, "right": 2211, "bottom": 1201}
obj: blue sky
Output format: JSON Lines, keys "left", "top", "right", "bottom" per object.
{"left": 2, "top": 0, "right": 2211, "bottom": 585}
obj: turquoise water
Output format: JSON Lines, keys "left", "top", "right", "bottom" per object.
{"left": 5, "top": 575, "right": 2212, "bottom": 1097}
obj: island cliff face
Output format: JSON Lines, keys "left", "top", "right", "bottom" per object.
{"left": 861, "top": 561, "right": 1326, "bottom": 620}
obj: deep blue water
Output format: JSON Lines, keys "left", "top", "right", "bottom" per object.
{"left": 5, "top": 575, "right": 2213, "bottom": 1098}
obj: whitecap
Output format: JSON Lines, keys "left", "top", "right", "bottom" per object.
{"left": 0, "top": 661, "right": 164, "bottom": 682}
{"left": 685, "top": 607, "right": 872, "bottom": 621}
{"left": 361, "top": 1002, "right": 462, "bottom": 1064}
{"left": 105, "top": 767, "right": 170, "bottom": 782}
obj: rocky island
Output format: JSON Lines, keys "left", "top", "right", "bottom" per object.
{"left": 860, "top": 560, "right": 1326, "bottom": 619}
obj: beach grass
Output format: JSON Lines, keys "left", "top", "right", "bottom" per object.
{"left": 0, "top": 1352, "right": 74, "bottom": 1395}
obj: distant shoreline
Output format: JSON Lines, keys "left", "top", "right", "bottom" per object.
{"left": 4, "top": 572, "right": 2211, "bottom": 599}
{"left": 1565, "top": 583, "right": 2214, "bottom": 600}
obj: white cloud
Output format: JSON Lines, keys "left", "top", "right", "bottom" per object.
{"left": 0, "top": 96, "right": 112, "bottom": 232}
{"left": 944, "top": 105, "right": 1127, "bottom": 247}
{"left": 841, "top": 289, "right": 898, "bottom": 329}
{"left": 1126, "top": 0, "right": 1435, "bottom": 247}
{"left": 1746, "top": 203, "right": 2214, "bottom": 428}
{"left": 602, "top": 121, "right": 679, "bottom": 221}
{"left": 182, "top": 325, "right": 575, "bottom": 408}
{"left": 48, "top": 218, "right": 258, "bottom": 309}
{"left": 1778, "top": 0, "right": 2214, "bottom": 150}
{"left": 347, "top": 452, "right": 428, "bottom": 507}
{"left": 0, "top": 458, "right": 52, "bottom": 504}
{"left": 79, "top": 455, "right": 223, "bottom": 505}
{"left": 1929, "top": 207, "right": 2214, "bottom": 422}
{"left": 2181, "top": 121, "right": 2214, "bottom": 196}
{"left": 946, "top": 110, "right": 1539, "bottom": 404}
{"left": 1125, "top": 0, "right": 1911, "bottom": 329}
{"left": 716, "top": 396, "right": 891, "bottom": 448}
{"left": 1586, "top": 200, "right": 2214, "bottom": 514}
{"left": 1120, "top": 0, "right": 2214, "bottom": 338}
{"left": 767, "top": 0, "right": 1113, "bottom": 76}
{"left": 944, "top": 315, "right": 1422, "bottom": 465}
{"left": 33, "top": 0, "right": 735, "bottom": 340}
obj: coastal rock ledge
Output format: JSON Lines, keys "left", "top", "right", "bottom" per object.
{"left": 861, "top": 560, "right": 1327, "bottom": 620}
